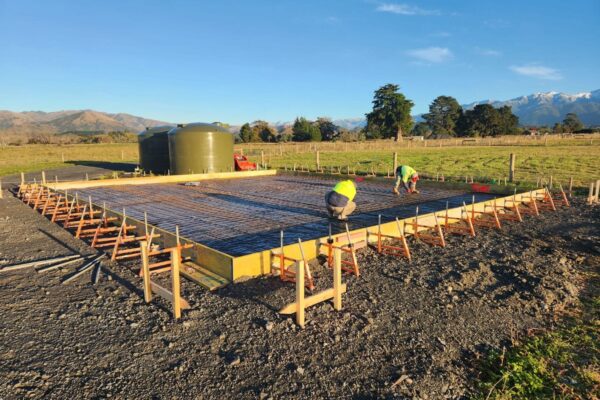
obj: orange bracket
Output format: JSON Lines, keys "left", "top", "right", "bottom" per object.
{"left": 443, "top": 202, "right": 476, "bottom": 237}
{"left": 469, "top": 196, "right": 502, "bottom": 229}
{"left": 271, "top": 233, "right": 315, "bottom": 290}
{"left": 412, "top": 209, "right": 446, "bottom": 247}
{"left": 368, "top": 216, "right": 411, "bottom": 261}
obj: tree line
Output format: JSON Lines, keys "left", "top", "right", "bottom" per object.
{"left": 236, "top": 83, "right": 590, "bottom": 142}
{"left": 238, "top": 118, "right": 364, "bottom": 143}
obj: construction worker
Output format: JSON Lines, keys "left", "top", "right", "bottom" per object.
{"left": 325, "top": 178, "right": 363, "bottom": 221}
{"left": 393, "top": 165, "right": 420, "bottom": 195}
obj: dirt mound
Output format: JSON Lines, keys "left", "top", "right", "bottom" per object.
{"left": 458, "top": 262, "right": 497, "bottom": 288}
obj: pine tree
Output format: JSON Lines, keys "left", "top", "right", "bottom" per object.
{"left": 365, "top": 84, "right": 414, "bottom": 141}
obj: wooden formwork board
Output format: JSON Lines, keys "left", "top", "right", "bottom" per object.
{"left": 46, "top": 169, "right": 277, "bottom": 190}
{"left": 230, "top": 188, "right": 547, "bottom": 280}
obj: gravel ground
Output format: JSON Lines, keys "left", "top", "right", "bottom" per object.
{"left": 0, "top": 190, "right": 597, "bottom": 399}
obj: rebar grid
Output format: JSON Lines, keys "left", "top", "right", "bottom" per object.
{"left": 77, "top": 175, "right": 494, "bottom": 256}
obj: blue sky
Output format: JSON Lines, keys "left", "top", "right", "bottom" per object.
{"left": 1, "top": 0, "right": 599, "bottom": 124}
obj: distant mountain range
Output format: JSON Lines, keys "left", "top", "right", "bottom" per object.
{"left": 462, "top": 89, "right": 600, "bottom": 126}
{"left": 1, "top": 89, "right": 598, "bottom": 135}
{"left": 272, "top": 89, "right": 600, "bottom": 130}
{"left": 0, "top": 110, "right": 169, "bottom": 135}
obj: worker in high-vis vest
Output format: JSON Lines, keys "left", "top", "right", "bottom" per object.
{"left": 393, "top": 165, "right": 420, "bottom": 195}
{"left": 325, "top": 178, "right": 363, "bottom": 221}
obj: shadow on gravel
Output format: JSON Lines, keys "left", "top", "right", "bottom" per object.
{"left": 100, "top": 266, "right": 174, "bottom": 314}
{"left": 66, "top": 160, "right": 137, "bottom": 172}
{"left": 39, "top": 228, "right": 80, "bottom": 254}
{"left": 214, "top": 275, "right": 295, "bottom": 312}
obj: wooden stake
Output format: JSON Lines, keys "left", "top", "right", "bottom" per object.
{"left": 393, "top": 152, "right": 398, "bottom": 176}
{"left": 588, "top": 182, "right": 595, "bottom": 205}
{"left": 141, "top": 241, "right": 152, "bottom": 302}
{"left": 41, "top": 171, "right": 46, "bottom": 184}
{"left": 36, "top": 256, "right": 86, "bottom": 273}
{"left": 333, "top": 247, "right": 342, "bottom": 311}
{"left": 61, "top": 255, "right": 105, "bottom": 284}
{"left": 395, "top": 217, "right": 411, "bottom": 262}
{"left": 0, "top": 180, "right": 3, "bottom": 199}
{"left": 296, "top": 259, "right": 305, "bottom": 328}
{"left": 1, "top": 254, "right": 81, "bottom": 272}
{"left": 21, "top": 172, "right": 25, "bottom": 185}
{"left": 171, "top": 247, "right": 182, "bottom": 319}
{"left": 568, "top": 177, "right": 573, "bottom": 198}
{"left": 91, "top": 262, "right": 102, "bottom": 284}
{"left": 316, "top": 151, "right": 320, "bottom": 170}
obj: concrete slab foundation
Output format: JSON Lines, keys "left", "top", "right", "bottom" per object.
{"left": 41, "top": 171, "right": 545, "bottom": 282}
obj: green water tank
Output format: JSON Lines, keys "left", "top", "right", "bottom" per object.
{"left": 168, "top": 123, "right": 234, "bottom": 175}
{"left": 138, "top": 126, "right": 174, "bottom": 173}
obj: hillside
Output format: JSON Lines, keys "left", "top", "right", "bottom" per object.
{"left": 0, "top": 110, "right": 170, "bottom": 135}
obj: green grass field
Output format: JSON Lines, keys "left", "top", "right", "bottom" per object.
{"left": 0, "top": 143, "right": 138, "bottom": 177}
{"left": 0, "top": 141, "right": 598, "bottom": 188}
{"left": 244, "top": 143, "right": 600, "bottom": 188}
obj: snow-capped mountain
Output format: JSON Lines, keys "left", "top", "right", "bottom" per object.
{"left": 463, "top": 89, "right": 600, "bottom": 126}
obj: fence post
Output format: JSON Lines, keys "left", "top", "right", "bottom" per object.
{"left": 509, "top": 153, "right": 516, "bottom": 182}
{"left": 41, "top": 171, "right": 46, "bottom": 184}
{"left": 393, "top": 152, "right": 398, "bottom": 176}
{"left": 171, "top": 247, "right": 182, "bottom": 320}
{"left": 140, "top": 241, "right": 152, "bottom": 303}
{"left": 0, "top": 180, "right": 3, "bottom": 199}
{"left": 596, "top": 180, "right": 600, "bottom": 202}
{"left": 316, "top": 151, "right": 320, "bottom": 170}
{"left": 296, "top": 260, "right": 305, "bottom": 328}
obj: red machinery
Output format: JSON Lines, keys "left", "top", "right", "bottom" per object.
{"left": 234, "top": 154, "right": 257, "bottom": 171}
